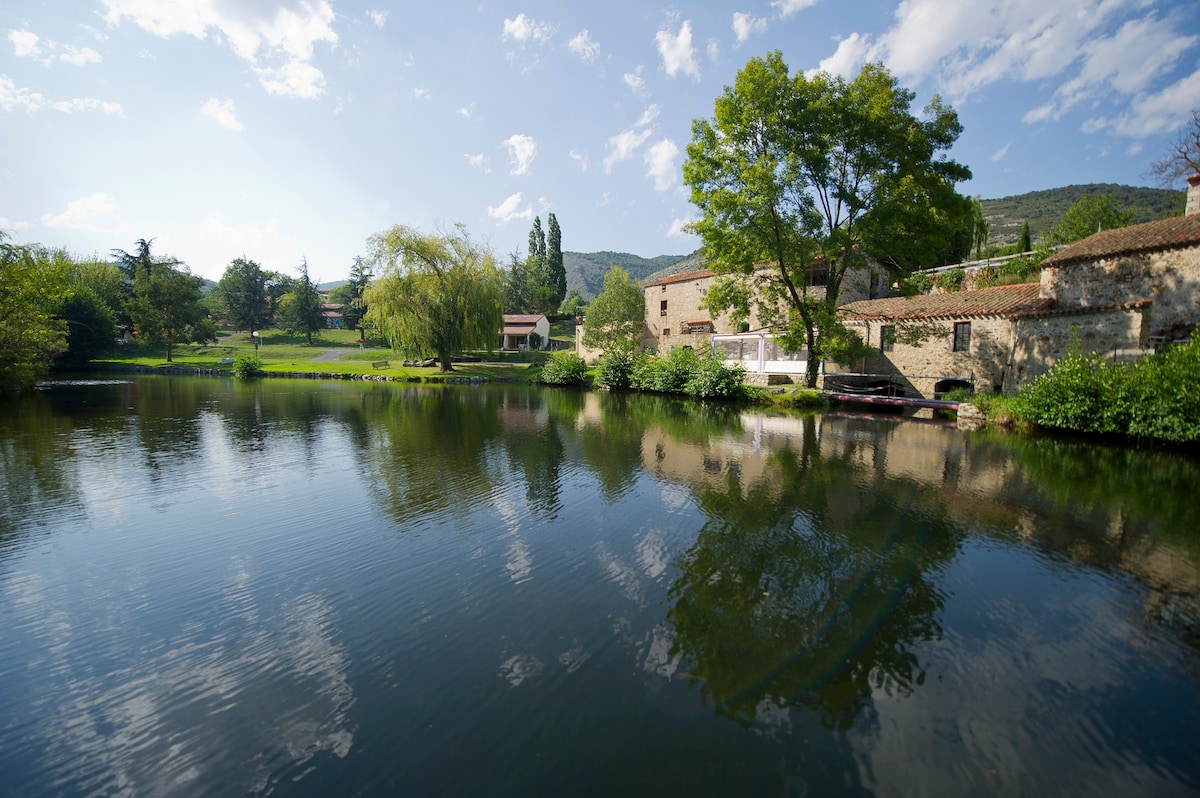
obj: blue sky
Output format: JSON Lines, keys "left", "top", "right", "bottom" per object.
{"left": 2, "top": 0, "right": 1199, "bottom": 283}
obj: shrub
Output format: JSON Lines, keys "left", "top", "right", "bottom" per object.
{"left": 595, "top": 344, "right": 636, "bottom": 390}
{"left": 631, "top": 346, "right": 699, "bottom": 393}
{"left": 684, "top": 356, "right": 745, "bottom": 399}
{"left": 1016, "top": 351, "right": 1130, "bottom": 434}
{"left": 1124, "top": 340, "right": 1200, "bottom": 443}
{"left": 538, "top": 351, "right": 589, "bottom": 386}
{"left": 232, "top": 353, "right": 264, "bottom": 379}
{"left": 939, "top": 268, "right": 965, "bottom": 292}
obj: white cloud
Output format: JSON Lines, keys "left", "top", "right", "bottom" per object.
{"left": 502, "top": 13, "right": 552, "bottom": 46}
{"left": 41, "top": 192, "right": 129, "bottom": 233}
{"left": 52, "top": 97, "right": 124, "bottom": 115}
{"left": 1082, "top": 67, "right": 1200, "bottom": 138}
{"left": 0, "top": 216, "right": 32, "bottom": 231}
{"left": 0, "top": 76, "right": 46, "bottom": 111}
{"left": 656, "top": 20, "right": 700, "bottom": 80}
{"left": 706, "top": 38, "right": 720, "bottom": 63}
{"left": 813, "top": 32, "right": 870, "bottom": 78}
{"left": 623, "top": 66, "right": 646, "bottom": 94}
{"left": 504, "top": 133, "right": 538, "bottom": 175}
{"left": 60, "top": 45, "right": 102, "bottom": 66}
{"left": 458, "top": 103, "right": 474, "bottom": 119}
{"left": 8, "top": 29, "right": 42, "bottom": 59}
{"left": 201, "top": 97, "right": 244, "bottom": 131}
{"left": 644, "top": 139, "right": 680, "bottom": 191}
{"left": 412, "top": 87, "right": 432, "bottom": 101}
{"left": 569, "top": 150, "right": 588, "bottom": 171}
{"left": 603, "top": 105, "right": 660, "bottom": 173}
{"left": 990, "top": 142, "right": 1011, "bottom": 162}
{"left": 101, "top": 0, "right": 338, "bottom": 99}
{"left": 771, "top": 0, "right": 819, "bottom": 18}
{"left": 464, "top": 152, "right": 490, "bottom": 172}
{"left": 732, "top": 13, "right": 767, "bottom": 44}
{"left": 568, "top": 29, "right": 599, "bottom": 62}
{"left": 666, "top": 216, "right": 693, "bottom": 238}
{"left": 366, "top": 10, "right": 388, "bottom": 29}
{"left": 487, "top": 192, "right": 533, "bottom": 223}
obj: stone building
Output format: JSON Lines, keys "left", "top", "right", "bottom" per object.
{"left": 836, "top": 177, "right": 1200, "bottom": 398}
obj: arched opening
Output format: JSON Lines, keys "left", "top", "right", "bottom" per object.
{"left": 933, "top": 379, "right": 973, "bottom": 399}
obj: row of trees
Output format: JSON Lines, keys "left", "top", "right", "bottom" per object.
{"left": 504, "top": 213, "right": 567, "bottom": 315}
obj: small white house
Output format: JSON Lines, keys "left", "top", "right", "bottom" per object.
{"left": 500, "top": 314, "right": 550, "bottom": 351}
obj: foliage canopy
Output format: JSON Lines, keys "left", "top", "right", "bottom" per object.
{"left": 364, "top": 224, "right": 504, "bottom": 372}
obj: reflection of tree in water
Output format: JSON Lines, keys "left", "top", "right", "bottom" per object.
{"left": 0, "top": 393, "right": 84, "bottom": 550}
{"left": 577, "top": 392, "right": 746, "bottom": 503}
{"left": 493, "top": 389, "right": 566, "bottom": 520}
{"left": 667, "top": 417, "right": 960, "bottom": 728}
{"left": 358, "top": 386, "right": 506, "bottom": 524}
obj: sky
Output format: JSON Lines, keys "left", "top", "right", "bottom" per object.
{"left": 2, "top": 0, "right": 1199, "bottom": 283}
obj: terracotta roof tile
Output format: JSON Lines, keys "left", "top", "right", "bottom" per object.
{"left": 840, "top": 283, "right": 1048, "bottom": 321}
{"left": 1041, "top": 215, "right": 1200, "bottom": 267}
{"left": 501, "top": 314, "right": 546, "bottom": 323}
{"left": 643, "top": 269, "right": 713, "bottom": 288}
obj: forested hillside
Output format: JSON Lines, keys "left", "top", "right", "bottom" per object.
{"left": 981, "top": 183, "right": 1184, "bottom": 247}
{"left": 564, "top": 251, "right": 688, "bottom": 300}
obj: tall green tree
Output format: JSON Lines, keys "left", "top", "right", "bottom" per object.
{"left": 1019, "top": 220, "right": 1032, "bottom": 252}
{"left": 112, "top": 238, "right": 177, "bottom": 282}
{"left": 215, "top": 257, "right": 273, "bottom": 334}
{"left": 126, "top": 259, "right": 214, "bottom": 362}
{"left": 1048, "top": 194, "right": 1135, "bottom": 245}
{"left": 329, "top": 256, "right": 371, "bottom": 340}
{"left": 683, "top": 53, "right": 972, "bottom": 387}
{"left": 0, "top": 236, "right": 69, "bottom": 390}
{"left": 547, "top": 212, "right": 565, "bottom": 308}
{"left": 276, "top": 258, "right": 325, "bottom": 344}
{"left": 363, "top": 224, "right": 504, "bottom": 372}
{"left": 57, "top": 287, "right": 118, "bottom": 366}
{"left": 581, "top": 266, "right": 645, "bottom": 353}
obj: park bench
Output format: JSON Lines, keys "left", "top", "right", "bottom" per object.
{"left": 371, "top": 360, "right": 389, "bottom": 368}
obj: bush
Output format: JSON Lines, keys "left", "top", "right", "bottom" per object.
{"left": 630, "top": 346, "right": 699, "bottom": 393}
{"left": 538, "top": 351, "right": 589, "bottom": 386}
{"left": 684, "top": 357, "right": 745, "bottom": 399}
{"left": 595, "top": 344, "right": 636, "bottom": 390}
{"left": 1124, "top": 340, "right": 1200, "bottom": 443}
{"left": 939, "top": 269, "right": 965, "bottom": 292}
{"left": 232, "top": 353, "right": 264, "bottom": 379}
{"left": 1017, "top": 351, "right": 1130, "bottom": 434}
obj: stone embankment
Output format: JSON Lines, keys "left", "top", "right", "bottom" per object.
{"left": 96, "top": 364, "right": 492, "bottom": 384}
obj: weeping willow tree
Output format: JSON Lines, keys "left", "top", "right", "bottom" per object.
{"left": 364, "top": 224, "right": 504, "bottom": 372}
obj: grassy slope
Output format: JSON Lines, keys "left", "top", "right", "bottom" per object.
{"left": 981, "top": 183, "right": 1185, "bottom": 247}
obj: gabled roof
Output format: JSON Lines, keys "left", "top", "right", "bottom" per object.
{"left": 840, "top": 283, "right": 1050, "bottom": 321}
{"left": 502, "top": 314, "right": 547, "bottom": 323}
{"left": 1041, "top": 215, "right": 1200, "bottom": 267}
{"left": 643, "top": 269, "right": 714, "bottom": 288}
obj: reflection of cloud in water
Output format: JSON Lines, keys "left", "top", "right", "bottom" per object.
{"left": 594, "top": 542, "right": 645, "bottom": 604}
{"left": 641, "top": 623, "right": 680, "bottom": 678}
{"left": 505, "top": 536, "right": 534, "bottom": 584}
{"left": 9, "top": 567, "right": 355, "bottom": 796}
{"left": 499, "top": 653, "right": 546, "bottom": 687}
{"left": 636, "top": 529, "right": 670, "bottom": 580}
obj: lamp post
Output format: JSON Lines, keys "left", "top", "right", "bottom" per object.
{"left": 252, "top": 330, "right": 260, "bottom": 362}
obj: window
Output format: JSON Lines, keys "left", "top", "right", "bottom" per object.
{"left": 953, "top": 322, "right": 971, "bottom": 352}
{"left": 807, "top": 268, "right": 828, "bottom": 287}
{"left": 660, "top": 300, "right": 668, "bottom": 316}
{"left": 662, "top": 328, "right": 670, "bottom": 337}
{"left": 881, "top": 324, "right": 895, "bottom": 352}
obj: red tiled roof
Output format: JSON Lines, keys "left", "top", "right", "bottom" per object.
{"left": 1041, "top": 215, "right": 1200, "bottom": 267}
{"left": 643, "top": 269, "right": 714, "bottom": 288}
{"left": 502, "top": 314, "right": 546, "bottom": 323}
{"left": 840, "top": 283, "right": 1049, "bottom": 321}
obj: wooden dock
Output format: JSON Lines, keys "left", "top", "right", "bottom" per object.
{"left": 826, "top": 393, "right": 960, "bottom": 411}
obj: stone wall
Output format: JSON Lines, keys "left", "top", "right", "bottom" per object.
{"left": 1008, "top": 306, "right": 1149, "bottom": 389}
{"left": 1040, "top": 244, "right": 1200, "bottom": 338}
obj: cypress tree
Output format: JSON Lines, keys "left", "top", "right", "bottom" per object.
{"left": 1019, "top": 220, "right": 1032, "bottom": 253}
{"left": 547, "top": 212, "right": 565, "bottom": 308}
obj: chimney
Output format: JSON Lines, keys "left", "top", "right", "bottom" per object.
{"left": 1188, "top": 174, "right": 1200, "bottom": 216}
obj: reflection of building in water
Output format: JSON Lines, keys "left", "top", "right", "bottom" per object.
{"left": 636, "top": 409, "right": 1200, "bottom": 640}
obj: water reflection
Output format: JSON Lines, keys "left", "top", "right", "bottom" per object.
{"left": 1, "top": 377, "right": 1198, "bottom": 796}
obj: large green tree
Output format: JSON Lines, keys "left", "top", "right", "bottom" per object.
{"left": 581, "top": 266, "right": 645, "bottom": 353}
{"left": 126, "top": 258, "right": 214, "bottom": 362}
{"left": 547, "top": 212, "right": 565, "bottom": 308}
{"left": 1048, "top": 194, "right": 1135, "bottom": 245}
{"left": 0, "top": 236, "right": 69, "bottom": 390}
{"left": 215, "top": 257, "right": 273, "bottom": 334}
{"left": 363, "top": 224, "right": 504, "bottom": 372}
{"left": 683, "top": 53, "right": 972, "bottom": 387}
{"left": 276, "top": 258, "right": 325, "bottom": 344}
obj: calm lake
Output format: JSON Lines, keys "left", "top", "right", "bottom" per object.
{"left": 1, "top": 375, "right": 1198, "bottom": 797}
